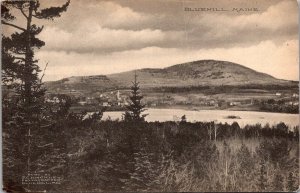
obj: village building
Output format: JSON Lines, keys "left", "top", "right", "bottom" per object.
{"left": 292, "top": 93, "right": 299, "bottom": 98}
{"left": 78, "top": 101, "right": 87, "bottom": 106}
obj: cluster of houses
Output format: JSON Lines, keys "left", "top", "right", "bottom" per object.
{"left": 44, "top": 90, "right": 299, "bottom": 110}
{"left": 45, "top": 90, "right": 130, "bottom": 108}
{"left": 275, "top": 92, "right": 299, "bottom": 106}
{"left": 45, "top": 96, "right": 67, "bottom": 104}
{"left": 275, "top": 92, "right": 299, "bottom": 98}
{"left": 145, "top": 91, "right": 299, "bottom": 109}
{"left": 76, "top": 90, "right": 129, "bottom": 107}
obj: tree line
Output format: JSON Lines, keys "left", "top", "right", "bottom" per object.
{"left": 2, "top": 1, "right": 299, "bottom": 192}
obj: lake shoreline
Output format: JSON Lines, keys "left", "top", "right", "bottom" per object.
{"left": 104, "top": 105, "right": 299, "bottom": 115}
{"left": 102, "top": 108, "right": 299, "bottom": 128}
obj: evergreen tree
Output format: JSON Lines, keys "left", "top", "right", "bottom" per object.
{"left": 237, "top": 144, "right": 254, "bottom": 175}
{"left": 287, "top": 172, "right": 297, "bottom": 191}
{"left": 258, "top": 159, "right": 268, "bottom": 191}
{"left": 2, "top": 0, "right": 70, "bottom": 115}
{"left": 236, "top": 143, "right": 255, "bottom": 191}
{"left": 215, "top": 180, "right": 223, "bottom": 191}
{"left": 180, "top": 114, "right": 187, "bottom": 123}
{"left": 124, "top": 72, "right": 147, "bottom": 122}
{"left": 272, "top": 172, "right": 284, "bottom": 191}
{"left": 2, "top": 1, "right": 70, "bottom": 190}
{"left": 125, "top": 146, "right": 151, "bottom": 191}
{"left": 123, "top": 136, "right": 159, "bottom": 191}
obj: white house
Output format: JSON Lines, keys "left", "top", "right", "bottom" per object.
{"left": 78, "top": 101, "right": 87, "bottom": 106}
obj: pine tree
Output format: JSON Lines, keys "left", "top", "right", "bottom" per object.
{"left": 2, "top": 1, "right": 69, "bottom": 112}
{"left": 126, "top": 147, "right": 151, "bottom": 191}
{"left": 215, "top": 180, "right": 223, "bottom": 191}
{"left": 258, "top": 159, "right": 268, "bottom": 191}
{"left": 237, "top": 144, "right": 254, "bottom": 175}
{"left": 236, "top": 143, "right": 255, "bottom": 191}
{"left": 124, "top": 137, "right": 155, "bottom": 191}
{"left": 2, "top": 1, "right": 70, "bottom": 190}
{"left": 287, "top": 172, "right": 296, "bottom": 191}
{"left": 124, "top": 72, "right": 147, "bottom": 122}
{"left": 180, "top": 115, "right": 187, "bottom": 123}
{"left": 123, "top": 130, "right": 167, "bottom": 192}
{"left": 272, "top": 172, "right": 284, "bottom": 191}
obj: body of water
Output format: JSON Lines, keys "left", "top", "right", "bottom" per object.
{"left": 102, "top": 108, "right": 299, "bottom": 128}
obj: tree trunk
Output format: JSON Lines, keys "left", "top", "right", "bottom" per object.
{"left": 24, "top": 1, "right": 34, "bottom": 181}
{"left": 208, "top": 124, "right": 212, "bottom": 140}
{"left": 225, "top": 160, "right": 228, "bottom": 190}
{"left": 214, "top": 124, "right": 218, "bottom": 141}
{"left": 24, "top": 2, "right": 34, "bottom": 107}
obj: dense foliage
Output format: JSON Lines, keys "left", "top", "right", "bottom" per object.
{"left": 2, "top": 1, "right": 299, "bottom": 193}
{"left": 3, "top": 115, "right": 299, "bottom": 192}
{"left": 258, "top": 99, "right": 299, "bottom": 114}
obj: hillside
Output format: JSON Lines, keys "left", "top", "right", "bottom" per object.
{"left": 108, "top": 60, "right": 289, "bottom": 88}
{"left": 45, "top": 75, "right": 121, "bottom": 94}
{"left": 45, "top": 60, "right": 295, "bottom": 93}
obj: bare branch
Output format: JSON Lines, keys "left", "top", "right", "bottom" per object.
{"left": 11, "top": 50, "right": 26, "bottom": 55}
{"left": 40, "top": 123, "right": 54, "bottom": 128}
{"left": 37, "top": 143, "right": 53, "bottom": 147}
{"left": 12, "top": 4, "right": 29, "bottom": 19}
{"left": 14, "top": 57, "right": 26, "bottom": 61}
{"left": 1, "top": 21, "right": 26, "bottom": 31}
{"left": 19, "top": 7, "right": 29, "bottom": 19}
{"left": 32, "top": 14, "right": 42, "bottom": 19}
{"left": 40, "top": 62, "right": 49, "bottom": 83}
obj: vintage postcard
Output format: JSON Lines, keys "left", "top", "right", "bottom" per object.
{"left": 2, "top": 0, "right": 299, "bottom": 192}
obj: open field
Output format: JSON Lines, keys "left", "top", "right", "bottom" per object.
{"left": 59, "top": 85, "right": 299, "bottom": 114}
{"left": 140, "top": 85, "right": 299, "bottom": 113}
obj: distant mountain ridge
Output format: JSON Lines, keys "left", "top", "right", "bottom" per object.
{"left": 45, "top": 60, "right": 295, "bottom": 93}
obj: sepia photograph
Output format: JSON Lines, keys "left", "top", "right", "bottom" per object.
{"left": 1, "top": 0, "right": 299, "bottom": 192}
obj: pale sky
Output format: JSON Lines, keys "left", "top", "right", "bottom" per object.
{"left": 3, "top": 0, "right": 299, "bottom": 81}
